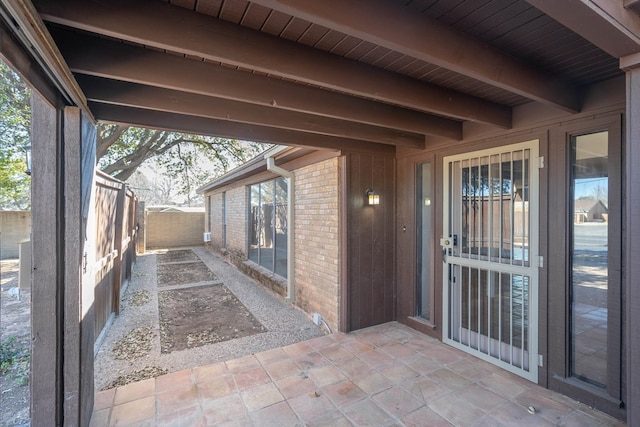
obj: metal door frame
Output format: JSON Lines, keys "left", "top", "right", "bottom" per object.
{"left": 442, "top": 140, "right": 540, "bottom": 382}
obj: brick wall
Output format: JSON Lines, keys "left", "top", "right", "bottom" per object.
{"left": 224, "top": 187, "right": 247, "bottom": 262}
{"left": 146, "top": 211, "right": 205, "bottom": 249}
{"left": 294, "top": 157, "right": 341, "bottom": 331}
{"left": 207, "top": 193, "right": 224, "bottom": 250}
{"left": 0, "top": 211, "right": 31, "bottom": 259}
{"left": 202, "top": 156, "right": 341, "bottom": 331}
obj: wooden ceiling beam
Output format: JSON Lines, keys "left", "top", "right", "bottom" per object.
{"left": 249, "top": 0, "right": 581, "bottom": 113}
{"left": 77, "top": 75, "right": 424, "bottom": 148}
{"left": 527, "top": 0, "right": 640, "bottom": 58}
{"left": 35, "top": 0, "right": 511, "bottom": 128}
{"left": 52, "top": 30, "right": 461, "bottom": 140}
{"left": 89, "top": 102, "right": 395, "bottom": 155}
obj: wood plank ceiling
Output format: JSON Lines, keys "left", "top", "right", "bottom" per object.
{"left": 32, "top": 0, "right": 622, "bottom": 151}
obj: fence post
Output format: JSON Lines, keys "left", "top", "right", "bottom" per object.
{"left": 112, "top": 184, "right": 126, "bottom": 315}
{"left": 136, "top": 201, "right": 146, "bottom": 254}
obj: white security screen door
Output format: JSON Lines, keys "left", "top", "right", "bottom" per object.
{"left": 442, "top": 140, "right": 540, "bottom": 382}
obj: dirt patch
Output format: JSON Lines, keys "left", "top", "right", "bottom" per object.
{"left": 124, "top": 289, "right": 150, "bottom": 307}
{"left": 1, "top": 259, "right": 30, "bottom": 427}
{"left": 112, "top": 326, "right": 155, "bottom": 361}
{"left": 103, "top": 366, "right": 168, "bottom": 390}
{"left": 157, "top": 249, "right": 199, "bottom": 264}
{"left": 158, "top": 284, "right": 266, "bottom": 354}
{"left": 157, "top": 261, "right": 217, "bottom": 287}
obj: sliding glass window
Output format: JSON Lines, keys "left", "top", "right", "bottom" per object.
{"left": 570, "top": 131, "right": 609, "bottom": 387}
{"left": 248, "top": 178, "right": 288, "bottom": 278}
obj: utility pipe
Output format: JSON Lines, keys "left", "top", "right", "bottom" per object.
{"left": 265, "top": 154, "right": 295, "bottom": 304}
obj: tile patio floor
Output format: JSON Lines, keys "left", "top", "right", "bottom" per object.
{"left": 91, "top": 322, "right": 625, "bottom": 426}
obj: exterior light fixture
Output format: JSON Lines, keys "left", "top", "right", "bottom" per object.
{"left": 365, "top": 189, "right": 380, "bottom": 206}
{"left": 24, "top": 144, "right": 31, "bottom": 176}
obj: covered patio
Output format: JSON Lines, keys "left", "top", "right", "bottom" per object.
{"left": 92, "top": 321, "right": 623, "bottom": 426}
{"left": 1, "top": 0, "right": 640, "bottom": 425}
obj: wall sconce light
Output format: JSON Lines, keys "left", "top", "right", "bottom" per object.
{"left": 424, "top": 197, "right": 431, "bottom": 206}
{"left": 24, "top": 144, "right": 31, "bottom": 176}
{"left": 365, "top": 189, "right": 380, "bottom": 206}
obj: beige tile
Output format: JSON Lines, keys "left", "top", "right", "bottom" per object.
{"left": 94, "top": 388, "right": 116, "bottom": 411}
{"left": 401, "top": 405, "right": 454, "bottom": 427}
{"left": 477, "top": 372, "right": 528, "bottom": 399}
{"left": 429, "top": 393, "right": 487, "bottom": 426}
{"left": 201, "top": 394, "right": 247, "bottom": 425}
{"left": 263, "top": 358, "right": 301, "bottom": 380}
{"left": 275, "top": 373, "right": 317, "bottom": 399}
{"left": 287, "top": 392, "right": 337, "bottom": 423}
{"left": 371, "top": 386, "right": 423, "bottom": 417}
{"left": 248, "top": 401, "right": 299, "bottom": 426}
{"left": 333, "top": 356, "right": 372, "bottom": 377}
{"left": 305, "top": 410, "right": 353, "bottom": 427}
{"left": 255, "top": 347, "right": 287, "bottom": 366}
{"left": 457, "top": 383, "right": 509, "bottom": 411}
{"left": 322, "top": 380, "right": 367, "bottom": 407}
{"left": 89, "top": 408, "right": 110, "bottom": 427}
{"left": 358, "top": 348, "right": 395, "bottom": 368}
{"left": 114, "top": 378, "right": 155, "bottom": 406}
{"left": 240, "top": 382, "right": 284, "bottom": 412}
{"left": 155, "top": 405, "right": 203, "bottom": 427}
{"left": 307, "top": 365, "right": 346, "bottom": 387}
{"left": 318, "top": 344, "right": 352, "bottom": 362}
{"left": 351, "top": 370, "right": 393, "bottom": 395}
{"left": 402, "top": 376, "right": 451, "bottom": 404}
{"left": 489, "top": 401, "right": 554, "bottom": 426}
{"left": 514, "top": 389, "right": 574, "bottom": 423}
{"left": 197, "top": 374, "right": 236, "bottom": 400}
{"left": 234, "top": 366, "right": 270, "bottom": 390}
{"left": 109, "top": 396, "right": 156, "bottom": 426}
{"left": 307, "top": 334, "right": 337, "bottom": 350}
{"left": 426, "top": 367, "right": 473, "bottom": 389}
{"left": 156, "top": 384, "right": 199, "bottom": 415}
{"left": 293, "top": 351, "right": 329, "bottom": 370}
{"left": 226, "top": 354, "right": 260, "bottom": 373}
{"left": 379, "top": 342, "right": 420, "bottom": 359}
{"left": 155, "top": 369, "right": 193, "bottom": 393}
{"left": 282, "top": 341, "right": 314, "bottom": 358}
{"left": 378, "top": 362, "right": 419, "bottom": 384}
{"left": 557, "top": 410, "right": 609, "bottom": 427}
{"left": 193, "top": 361, "right": 228, "bottom": 383}
{"left": 342, "top": 398, "right": 395, "bottom": 425}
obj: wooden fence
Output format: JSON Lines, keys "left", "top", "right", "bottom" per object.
{"left": 94, "top": 171, "right": 138, "bottom": 342}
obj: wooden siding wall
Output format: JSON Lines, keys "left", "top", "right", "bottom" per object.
{"left": 345, "top": 151, "right": 396, "bottom": 332}
{"left": 395, "top": 99, "right": 626, "bottom": 419}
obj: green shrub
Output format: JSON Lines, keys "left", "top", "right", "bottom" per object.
{"left": 0, "top": 334, "right": 30, "bottom": 385}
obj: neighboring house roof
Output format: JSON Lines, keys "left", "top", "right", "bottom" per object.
{"left": 574, "top": 198, "right": 608, "bottom": 213}
{"left": 197, "top": 145, "right": 331, "bottom": 194}
{"left": 147, "top": 206, "right": 205, "bottom": 213}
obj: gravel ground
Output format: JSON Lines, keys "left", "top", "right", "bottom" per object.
{"left": 94, "top": 247, "right": 325, "bottom": 391}
{"left": 1, "top": 259, "right": 31, "bottom": 427}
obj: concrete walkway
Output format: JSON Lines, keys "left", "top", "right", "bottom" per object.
{"left": 91, "top": 322, "right": 624, "bottom": 426}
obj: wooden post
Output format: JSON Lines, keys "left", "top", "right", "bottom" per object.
{"left": 30, "top": 92, "right": 63, "bottom": 425}
{"left": 136, "top": 201, "right": 146, "bottom": 254}
{"left": 62, "top": 107, "right": 96, "bottom": 427}
{"left": 622, "top": 55, "right": 640, "bottom": 427}
{"left": 112, "top": 184, "right": 126, "bottom": 315}
{"left": 62, "top": 106, "right": 82, "bottom": 426}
